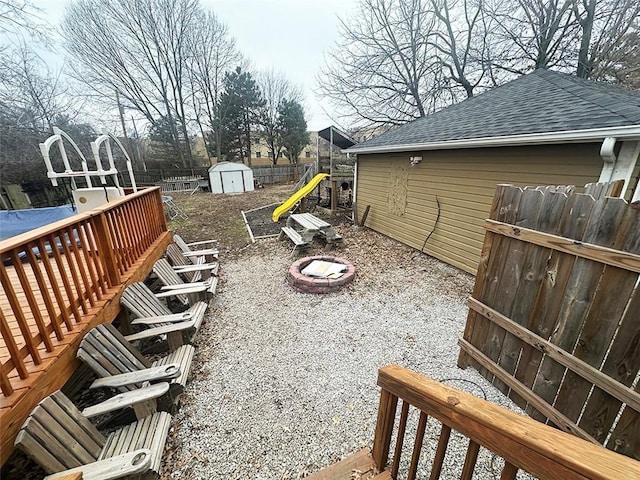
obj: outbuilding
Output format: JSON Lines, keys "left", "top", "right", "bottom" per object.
{"left": 208, "top": 162, "right": 254, "bottom": 194}
{"left": 349, "top": 69, "right": 640, "bottom": 274}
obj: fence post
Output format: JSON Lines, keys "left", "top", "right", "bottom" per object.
{"left": 92, "top": 211, "right": 121, "bottom": 286}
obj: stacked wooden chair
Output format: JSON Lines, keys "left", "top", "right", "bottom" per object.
{"left": 120, "top": 282, "right": 208, "bottom": 349}
{"left": 14, "top": 232, "right": 221, "bottom": 480}
{"left": 166, "top": 243, "right": 218, "bottom": 283}
{"left": 152, "top": 258, "right": 218, "bottom": 307}
{"left": 77, "top": 323, "right": 195, "bottom": 410}
{"left": 14, "top": 389, "right": 171, "bottom": 479}
{"left": 173, "top": 233, "right": 218, "bottom": 264}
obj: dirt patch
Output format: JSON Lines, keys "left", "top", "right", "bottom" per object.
{"left": 242, "top": 204, "right": 285, "bottom": 238}
{"left": 166, "top": 185, "right": 292, "bottom": 259}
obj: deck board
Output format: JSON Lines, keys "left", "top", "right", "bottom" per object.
{"left": 0, "top": 231, "right": 172, "bottom": 464}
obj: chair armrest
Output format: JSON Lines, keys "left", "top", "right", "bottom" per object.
{"left": 182, "top": 248, "right": 218, "bottom": 257}
{"left": 155, "top": 284, "right": 207, "bottom": 298}
{"left": 82, "top": 383, "right": 169, "bottom": 418}
{"left": 186, "top": 239, "right": 218, "bottom": 247}
{"left": 45, "top": 449, "right": 152, "bottom": 480}
{"left": 124, "top": 320, "right": 196, "bottom": 342}
{"left": 130, "top": 312, "right": 193, "bottom": 325}
{"left": 90, "top": 364, "right": 181, "bottom": 389}
{"left": 173, "top": 263, "right": 218, "bottom": 273}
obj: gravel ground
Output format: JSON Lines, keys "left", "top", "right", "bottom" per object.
{"left": 161, "top": 227, "right": 533, "bottom": 480}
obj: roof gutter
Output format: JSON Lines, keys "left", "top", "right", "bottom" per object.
{"left": 347, "top": 125, "right": 640, "bottom": 154}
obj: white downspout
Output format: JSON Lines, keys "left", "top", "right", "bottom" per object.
{"left": 598, "top": 138, "right": 640, "bottom": 199}
{"left": 598, "top": 137, "right": 617, "bottom": 182}
{"left": 352, "top": 156, "right": 358, "bottom": 222}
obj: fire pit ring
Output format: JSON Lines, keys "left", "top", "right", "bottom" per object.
{"left": 287, "top": 255, "right": 355, "bottom": 294}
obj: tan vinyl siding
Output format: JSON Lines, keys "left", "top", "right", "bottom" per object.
{"left": 356, "top": 143, "right": 603, "bottom": 274}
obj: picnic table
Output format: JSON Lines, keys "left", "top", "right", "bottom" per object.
{"left": 283, "top": 213, "right": 342, "bottom": 248}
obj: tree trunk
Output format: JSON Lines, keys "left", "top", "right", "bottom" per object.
{"left": 576, "top": 0, "right": 596, "bottom": 78}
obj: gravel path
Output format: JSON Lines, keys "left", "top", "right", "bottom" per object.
{"left": 162, "top": 229, "right": 529, "bottom": 479}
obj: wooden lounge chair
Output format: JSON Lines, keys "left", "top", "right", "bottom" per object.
{"left": 152, "top": 258, "right": 218, "bottom": 306}
{"left": 173, "top": 233, "right": 219, "bottom": 264}
{"left": 120, "top": 282, "right": 208, "bottom": 347}
{"left": 14, "top": 389, "right": 171, "bottom": 480}
{"left": 166, "top": 243, "right": 218, "bottom": 282}
{"left": 78, "top": 323, "right": 195, "bottom": 408}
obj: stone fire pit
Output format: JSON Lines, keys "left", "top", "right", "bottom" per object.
{"left": 287, "top": 255, "right": 355, "bottom": 294}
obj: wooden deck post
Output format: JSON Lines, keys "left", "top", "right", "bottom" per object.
{"left": 92, "top": 212, "right": 121, "bottom": 286}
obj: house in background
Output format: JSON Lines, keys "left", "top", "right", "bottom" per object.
{"left": 349, "top": 69, "right": 640, "bottom": 274}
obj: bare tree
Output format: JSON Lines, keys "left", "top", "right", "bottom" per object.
{"left": 486, "top": 0, "right": 578, "bottom": 74}
{"left": 429, "top": 0, "right": 490, "bottom": 98}
{"left": 62, "top": 0, "right": 204, "bottom": 167}
{"left": 0, "top": 0, "right": 46, "bottom": 41}
{"left": 318, "top": 0, "right": 442, "bottom": 129}
{"left": 257, "top": 70, "right": 302, "bottom": 165}
{"left": 573, "top": 0, "right": 640, "bottom": 79}
{"left": 0, "top": 42, "right": 74, "bottom": 132}
{"left": 188, "top": 11, "right": 241, "bottom": 161}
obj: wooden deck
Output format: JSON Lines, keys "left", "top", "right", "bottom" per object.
{"left": 0, "top": 187, "right": 171, "bottom": 465}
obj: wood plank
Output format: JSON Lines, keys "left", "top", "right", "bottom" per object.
{"left": 407, "top": 411, "right": 428, "bottom": 480}
{"left": 458, "top": 184, "right": 510, "bottom": 368}
{"left": 470, "top": 185, "right": 523, "bottom": 379}
{"left": 484, "top": 217, "right": 640, "bottom": 273}
{"left": 514, "top": 193, "right": 594, "bottom": 413}
{"left": 390, "top": 401, "right": 409, "bottom": 478}
{"left": 89, "top": 364, "right": 180, "bottom": 389}
{"left": 305, "top": 449, "right": 378, "bottom": 480}
{"left": 428, "top": 424, "right": 451, "bottom": 480}
{"left": 82, "top": 383, "right": 169, "bottom": 418}
{"left": 607, "top": 383, "right": 640, "bottom": 460}
{"left": 44, "top": 449, "right": 151, "bottom": 480}
{"left": 483, "top": 188, "right": 545, "bottom": 393}
{"left": 498, "top": 189, "right": 568, "bottom": 402}
{"left": 371, "top": 389, "right": 397, "bottom": 470}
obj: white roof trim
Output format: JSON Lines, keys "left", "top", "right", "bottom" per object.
{"left": 348, "top": 125, "right": 640, "bottom": 154}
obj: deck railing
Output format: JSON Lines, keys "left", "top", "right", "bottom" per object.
{"left": 0, "top": 187, "right": 167, "bottom": 396}
{"left": 372, "top": 365, "right": 638, "bottom": 479}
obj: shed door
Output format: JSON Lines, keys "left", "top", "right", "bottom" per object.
{"left": 222, "top": 171, "right": 245, "bottom": 193}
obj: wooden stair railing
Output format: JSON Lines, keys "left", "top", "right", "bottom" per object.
{"left": 308, "top": 365, "right": 639, "bottom": 480}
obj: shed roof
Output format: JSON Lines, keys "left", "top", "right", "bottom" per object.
{"left": 349, "top": 69, "right": 640, "bottom": 154}
{"left": 208, "top": 161, "right": 252, "bottom": 172}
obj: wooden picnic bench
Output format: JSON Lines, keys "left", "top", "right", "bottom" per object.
{"left": 279, "top": 226, "right": 310, "bottom": 254}
{"left": 285, "top": 213, "right": 342, "bottom": 248}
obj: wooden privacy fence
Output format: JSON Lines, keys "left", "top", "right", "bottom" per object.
{"left": 252, "top": 163, "right": 308, "bottom": 185}
{"left": 0, "top": 187, "right": 168, "bottom": 397}
{"left": 458, "top": 183, "right": 640, "bottom": 460}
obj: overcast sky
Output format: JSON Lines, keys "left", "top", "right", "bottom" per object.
{"left": 30, "top": 0, "right": 358, "bottom": 131}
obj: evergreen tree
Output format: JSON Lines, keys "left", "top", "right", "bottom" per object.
{"left": 213, "top": 67, "right": 263, "bottom": 164}
{"left": 278, "top": 99, "right": 309, "bottom": 165}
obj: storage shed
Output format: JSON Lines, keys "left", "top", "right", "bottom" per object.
{"left": 349, "top": 69, "right": 640, "bottom": 275}
{"left": 209, "top": 162, "right": 254, "bottom": 194}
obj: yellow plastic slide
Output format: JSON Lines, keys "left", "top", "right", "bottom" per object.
{"left": 272, "top": 173, "right": 329, "bottom": 222}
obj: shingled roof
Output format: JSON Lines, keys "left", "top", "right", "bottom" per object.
{"left": 349, "top": 69, "right": 640, "bottom": 154}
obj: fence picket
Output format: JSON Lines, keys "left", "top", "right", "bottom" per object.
{"left": 472, "top": 186, "right": 523, "bottom": 380}
{"left": 485, "top": 188, "right": 545, "bottom": 394}
{"left": 504, "top": 190, "right": 569, "bottom": 407}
